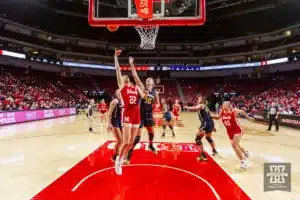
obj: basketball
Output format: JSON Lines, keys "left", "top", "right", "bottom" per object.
{"left": 115, "top": 49, "right": 122, "bottom": 56}
{"left": 107, "top": 25, "right": 119, "bottom": 32}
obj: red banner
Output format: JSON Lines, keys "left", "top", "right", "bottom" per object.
{"left": 120, "top": 66, "right": 150, "bottom": 71}
{"left": 135, "top": 0, "right": 153, "bottom": 19}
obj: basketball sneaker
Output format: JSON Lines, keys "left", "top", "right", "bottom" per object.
{"left": 212, "top": 149, "right": 218, "bottom": 156}
{"left": 89, "top": 127, "right": 93, "bottom": 132}
{"left": 115, "top": 157, "right": 122, "bottom": 175}
{"left": 197, "top": 153, "right": 208, "bottom": 161}
{"left": 172, "top": 134, "right": 176, "bottom": 138}
{"left": 161, "top": 134, "right": 165, "bottom": 138}
{"left": 148, "top": 144, "right": 157, "bottom": 154}
{"left": 124, "top": 159, "right": 130, "bottom": 165}
{"left": 240, "top": 160, "right": 248, "bottom": 170}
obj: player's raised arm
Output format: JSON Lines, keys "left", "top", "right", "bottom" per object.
{"left": 210, "top": 108, "right": 221, "bottom": 120}
{"left": 107, "top": 99, "right": 119, "bottom": 132}
{"left": 211, "top": 113, "right": 220, "bottom": 120}
{"left": 155, "top": 90, "right": 160, "bottom": 105}
{"left": 234, "top": 108, "right": 255, "bottom": 121}
{"left": 114, "top": 49, "right": 123, "bottom": 88}
{"left": 184, "top": 104, "right": 201, "bottom": 110}
{"left": 136, "top": 85, "right": 145, "bottom": 99}
{"left": 129, "top": 57, "right": 145, "bottom": 90}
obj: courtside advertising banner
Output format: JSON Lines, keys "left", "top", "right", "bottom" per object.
{"left": 253, "top": 112, "right": 300, "bottom": 129}
{"left": 0, "top": 108, "right": 76, "bottom": 126}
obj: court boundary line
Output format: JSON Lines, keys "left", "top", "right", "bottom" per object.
{"left": 71, "top": 163, "right": 221, "bottom": 200}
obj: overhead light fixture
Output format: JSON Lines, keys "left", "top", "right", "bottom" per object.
{"left": 285, "top": 30, "right": 291, "bottom": 37}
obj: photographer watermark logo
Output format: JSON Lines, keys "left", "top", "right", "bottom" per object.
{"left": 264, "top": 163, "right": 291, "bottom": 192}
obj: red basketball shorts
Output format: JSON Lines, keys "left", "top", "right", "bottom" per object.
{"left": 226, "top": 128, "right": 243, "bottom": 140}
{"left": 173, "top": 111, "right": 179, "bottom": 117}
{"left": 122, "top": 106, "right": 141, "bottom": 127}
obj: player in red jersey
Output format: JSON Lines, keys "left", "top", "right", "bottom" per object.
{"left": 98, "top": 99, "right": 108, "bottom": 126}
{"left": 114, "top": 49, "right": 144, "bottom": 175}
{"left": 125, "top": 57, "right": 160, "bottom": 164}
{"left": 213, "top": 101, "right": 254, "bottom": 170}
{"left": 172, "top": 99, "right": 181, "bottom": 129}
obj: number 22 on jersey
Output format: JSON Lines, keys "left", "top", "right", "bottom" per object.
{"left": 129, "top": 96, "right": 137, "bottom": 104}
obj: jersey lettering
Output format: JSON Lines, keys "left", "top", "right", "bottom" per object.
{"left": 120, "top": 85, "right": 140, "bottom": 108}
{"left": 223, "top": 120, "right": 231, "bottom": 127}
{"left": 124, "top": 116, "right": 129, "bottom": 122}
{"left": 127, "top": 89, "right": 138, "bottom": 95}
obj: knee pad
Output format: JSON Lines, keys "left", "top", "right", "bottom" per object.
{"left": 163, "top": 125, "right": 166, "bottom": 129}
{"left": 206, "top": 136, "right": 213, "bottom": 144}
{"left": 195, "top": 136, "right": 203, "bottom": 146}
{"left": 133, "top": 135, "right": 141, "bottom": 146}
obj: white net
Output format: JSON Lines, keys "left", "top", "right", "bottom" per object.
{"left": 135, "top": 25, "right": 159, "bottom": 50}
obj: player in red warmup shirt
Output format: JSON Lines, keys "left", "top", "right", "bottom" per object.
{"left": 114, "top": 49, "right": 145, "bottom": 175}
{"left": 98, "top": 99, "right": 108, "bottom": 126}
{"left": 213, "top": 101, "right": 254, "bottom": 170}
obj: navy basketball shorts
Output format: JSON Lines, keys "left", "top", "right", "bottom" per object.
{"left": 111, "top": 119, "right": 122, "bottom": 129}
{"left": 163, "top": 113, "right": 172, "bottom": 122}
{"left": 139, "top": 118, "right": 154, "bottom": 128}
{"left": 199, "top": 121, "right": 214, "bottom": 134}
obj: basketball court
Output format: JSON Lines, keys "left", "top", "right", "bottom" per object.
{"left": 0, "top": 113, "right": 300, "bottom": 200}
{"left": 0, "top": 0, "right": 299, "bottom": 199}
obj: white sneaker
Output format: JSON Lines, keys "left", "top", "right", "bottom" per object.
{"left": 240, "top": 160, "right": 248, "bottom": 170}
{"left": 118, "top": 163, "right": 122, "bottom": 175}
{"left": 114, "top": 158, "right": 119, "bottom": 174}
{"left": 115, "top": 157, "right": 122, "bottom": 175}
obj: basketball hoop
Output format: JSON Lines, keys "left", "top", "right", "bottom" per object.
{"left": 135, "top": 25, "right": 159, "bottom": 50}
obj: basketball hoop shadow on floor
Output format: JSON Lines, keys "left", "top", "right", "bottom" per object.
{"left": 32, "top": 141, "right": 251, "bottom": 200}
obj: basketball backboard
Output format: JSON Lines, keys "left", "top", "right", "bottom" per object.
{"left": 88, "top": 0, "right": 206, "bottom": 27}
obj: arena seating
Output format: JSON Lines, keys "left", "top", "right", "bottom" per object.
{"left": 159, "top": 79, "right": 180, "bottom": 104}
{"left": 180, "top": 78, "right": 222, "bottom": 105}
{"left": 231, "top": 76, "right": 300, "bottom": 115}
{"left": 0, "top": 66, "right": 87, "bottom": 111}
{"left": 1, "top": 64, "right": 299, "bottom": 116}
{"left": 1, "top": 23, "right": 300, "bottom": 59}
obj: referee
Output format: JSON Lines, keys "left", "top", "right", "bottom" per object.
{"left": 267, "top": 102, "right": 279, "bottom": 131}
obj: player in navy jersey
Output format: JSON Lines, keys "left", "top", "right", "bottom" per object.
{"left": 107, "top": 90, "right": 123, "bottom": 162}
{"left": 125, "top": 57, "right": 160, "bottom": 163}
{"left": 185, "top": 96, "right": 218, "bottom": 161}
{"left": 161, "top": 98, "right": 176, "bottom": 138}
{"left": 87, "top": 99, "right": 96, "bottom": 132}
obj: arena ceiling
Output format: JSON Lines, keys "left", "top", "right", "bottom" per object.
{"left": 0, "top": 0, "right": 300, "bottom": 43}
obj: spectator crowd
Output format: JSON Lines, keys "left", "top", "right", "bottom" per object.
{"left": 1, "top": 65, "right": 300, "bottom": 117}
{"left": 0, "top": 68, "right": 84, "bottom": 112}
{"left": 231, "top": 78, "right": 300, "bottom": 116}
